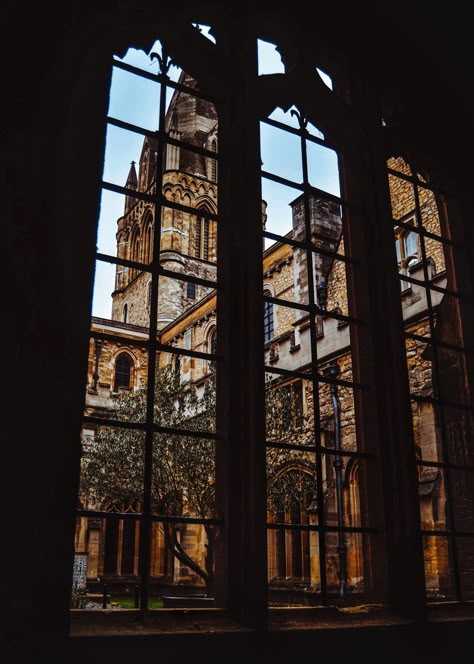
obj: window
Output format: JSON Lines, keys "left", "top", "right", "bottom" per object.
{"left": 388, "top": 156, "right": 474, "bottom": 602}
{"left": 70, "top": 14, "right": 474, "bottom": 633}
{"left": 195, "top": 208, "right": 210, "bottom": 260}
{"left": 268, "top": 467, "right": 312, "bottom": 584}
{"left": 103, "top": 504, "right": 139, "bottom": 576}
{"left": 113, "top": 353, "right": 132, "bottom": 391}
{"left": 263, "top": 290, "right": 274, "bottom": 343}
{"left": 187, "top": 280, "right": 196, "bottom": 300}
{"left": 208, "top": 327, "right": 217, "bottom": 372}
{"left": 209, "top": 328, "right": 217, "bottom": 355}
{"left": 395, "top": 220, "right": 420, "bottom": 290}
{"left": 143, "top": 216, "right": 153, "bottom": 264}
{"left": 123, "top": 304, "right": 128, "bottom": 323}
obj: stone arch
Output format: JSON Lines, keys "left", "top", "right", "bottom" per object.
{"left": 112, "top": 348, "right": 140, "bottom": 392}
{"left": 113, "top": 350, "right": 134, "bottom": 392}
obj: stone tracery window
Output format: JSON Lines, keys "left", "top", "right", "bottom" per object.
{"left": 71, "top": 13, "right": 474, "bottom": 628}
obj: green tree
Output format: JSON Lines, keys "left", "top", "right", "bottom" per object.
{"left": 80, "top": 365, "right": 315, "bottom": 593}
{"left": 265, "top": 377, "right": 317, "bottom": 516}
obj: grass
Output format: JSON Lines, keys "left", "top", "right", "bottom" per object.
{"left": 110, "top": 596, "right": 164, "bottom": 609}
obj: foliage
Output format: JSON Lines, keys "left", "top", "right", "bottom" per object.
{"left": 80, "top": 365, "right": 317, "bottom": 590}
{"left": 265, "top": 377, "right": 316, "bottom": 515}
{"left": 80, "top": 363, "right": 217, "bottom": 589}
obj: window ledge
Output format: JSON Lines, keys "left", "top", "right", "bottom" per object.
{"left": 69, "top": 609, "right": 253, "bottom": 637}
{"left": 69, "top": 602, "right": 474, "bottom": 637}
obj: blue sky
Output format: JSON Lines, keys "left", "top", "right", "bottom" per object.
{"left": 92, "top": 29, "right": 339, "bottom": 318}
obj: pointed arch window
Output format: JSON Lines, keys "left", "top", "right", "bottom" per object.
{"left": 130, "top": 228, "right": 141, "bottom": 280}
{"left": 144, "top": 217, "right": 153, "bottom": 264}
{"left": 114, "top": 353, "right": 132, "bottom": 392}
{"left": 209, "top": 328, "right": 217, "bottom": 355}
{"left": 71, "top": 16, "right": 474, "bottom": 629}
{"left": 195, "top": 209, "right": 210, "bottom": 260}
{"left": 263, "top": 290, "right": 274, "bottom": 343}
{"left": 395, "top": 219, "right": 420, "bottom": 290}
{"left": 269, "top": 467, "right": 312, "bottom": 582}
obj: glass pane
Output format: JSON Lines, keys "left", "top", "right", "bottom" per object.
{"left": 316, "top": 67, "right": 333, "bottom": 90}
{"left": 423, "top": 235, "right": 448, "bottom": 278}
{"left": 71, "top": 515, "right": 141, "bottom": 610}
{"left": 322, "top": 453, "right": 364, "bottom": 529}
{"left": 405, "top": 336, "right": 434, "bottom": 398}
{"left": 410, "top": 400, "right": 442, "bottom": 465}
{"left": 315, "top": 252, "right": 349, "bottom": 319}
{"left": 159, "top": 206, "right": 218, "bottom": 279}
{"left": 84, "top": 334, "right": 149, "bottom": 421}
{"left": 108, "top": 65, "right": 161, "bottom": 131}
{"left": 319, "top": 380, "right": 360, "bottom": 453}
{"left": 318, "top": 321, "right": 355, "bottom": 376}
{"left": 78, "top": 426, "right": 145, "bottom": 511}
{"left": 150, "top": 517, "right": 219, "bottom": 604}
{"left": 387, "top": 156, "right": 413, "bottom": 177}
{"left": 152, "top": 433, "right": 216, "bottom": 517}
{"left": 192, "top": 23, "right": 216, "bottom": 44}
{"left": 263, "top": 243, "right": 310, "bottom": 307}
{"left": 263, "top": 303, "right": 310, "bottom": 368}
{"left": 114, "top": 39, "right": 181, "bottom": 81}
{"left": 447, "top": 468, "right": 474, "bottom": 534}
{"left": 441, "top": 406, "right": 474, "bottom": 466}
{"left": 167, "top": 142, "right": 216, "bottom": 180}
{"left": 102, "top": 124, "right": 150, "bottom": 188}
{"left": 97, "top": 189, "right": 146, "bottom": 258}
{"left": 91, "top": 258, "right": 117, "bottom": 320}
{"left": 418, "top": 465, "right": 447, "bottom": 532}
{"left": 306, "top": 141, "right": 340, "bottom": 197}
{"left": 388, "top": 172, "right": 416, "bottom": 222}
{"left": 417, "top": 185, "right": 445, "bottom": 238}
{"left": 262, "top": 177, "right": 305, "bottom": 244}
{"left": 154, "top": 353, "right": 216, "bottom": 432}
{"left": 155, "top": 523, "right": 218, "bottom": 609}
{"left": 422, "top": 534, "right": 455, "bottom": 601}
{"left": 160, "top": 314, "right": 217, "bottom": 365}
{"left": 436, "top": 347, "right": 470, "bottom": 408}
{"left": 412, "top": 403, "right": 474, "bottom": 465}
{"left": 267, "top": 526, "right": 320, "bottom": 606}
{"left": 457, "top": 536, "right": 474, "bottom": 601}
{"left": 265, "top": 380, "right": 315, "bottom": 447}
{"left": 325, "top": 531, "right": 368, "bottom": 603}
{"left": 268, "top": 105, "right": 325, "bottom": 140}
{"left": 260, "top": 122, "right": 303, "bottom": 183}
{"left": 257, "top": 39, "right": 285, "bottom": 75}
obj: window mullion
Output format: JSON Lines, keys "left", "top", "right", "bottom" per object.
{"left": 218, "top": 23, "right": 267, "bottom": 628}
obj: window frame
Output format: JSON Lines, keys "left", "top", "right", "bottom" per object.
{"left": 67, "top": 12, "right": 474, "bottom": 635}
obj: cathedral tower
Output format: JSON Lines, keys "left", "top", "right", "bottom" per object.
{"left": 111, "top": 70, "right": 218, "bottom": 329}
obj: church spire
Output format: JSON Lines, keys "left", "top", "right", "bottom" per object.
{"left": 124, "top": 160, "right": 138, "bottom": 214}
